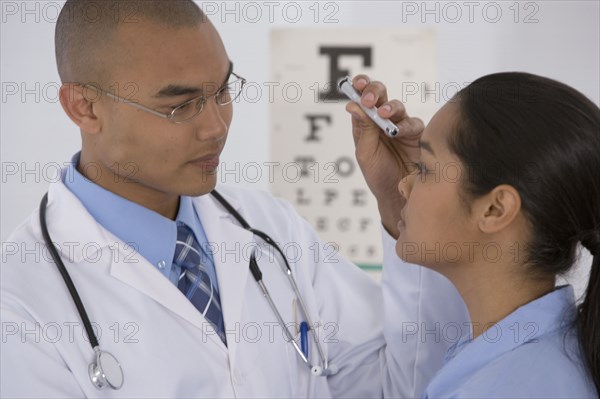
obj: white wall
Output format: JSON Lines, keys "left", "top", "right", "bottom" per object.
{"left": 1, "top": 0, "right": 598, "bottom": 292}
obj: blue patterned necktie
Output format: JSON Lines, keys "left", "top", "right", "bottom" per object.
{"left": 174, "top": 224, "right": 226, "bottom": 345}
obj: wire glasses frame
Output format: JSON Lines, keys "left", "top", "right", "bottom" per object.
{"left": 80, "top": 66, "right": 246, "bottom": 124}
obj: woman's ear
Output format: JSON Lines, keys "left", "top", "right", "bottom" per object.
{"left": 59, "top": 84, "right": 102, "bottom": 134}
{"left": 476, "top": 184, "right": 522, "bottom": 233}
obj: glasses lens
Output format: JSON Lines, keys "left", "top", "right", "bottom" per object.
{"left": 171, "top": 74, "right": 245, "bottom": 124}
{"left": 216, "top": 77, "right": 245, "bottom": 106}
{"left": 171, "top": 97, "right": 204, "bottom": 123}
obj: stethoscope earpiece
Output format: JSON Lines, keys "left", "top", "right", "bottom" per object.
{"left": 311, "top": 364, "right": 339, "bottom": 377}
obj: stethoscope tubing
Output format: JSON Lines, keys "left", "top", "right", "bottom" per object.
{"left": 39, "top": 189, "right": 334, "bottom": 391}
{"left": 39, "top": 192, "right": 100, "bottom": 350}
{"left": 210, "top": 191, "right": 331, "bottom": 374}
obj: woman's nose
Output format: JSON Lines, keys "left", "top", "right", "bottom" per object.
{"left": 398, "top": 169, "right": 416, "bottom": 200}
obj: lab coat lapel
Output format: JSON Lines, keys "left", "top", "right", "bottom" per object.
{"left": 108, "top": 245, "right": 227, "bottom": 350}
{"left": 48, "top": 181, "right": 227, "bottom": 350}
{"left": 193, "top": 191, "right": 254, "bottom": 371}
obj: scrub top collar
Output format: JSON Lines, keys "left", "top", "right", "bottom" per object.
{"left": 438, "top": 285, "right": 576, "bottom": 382}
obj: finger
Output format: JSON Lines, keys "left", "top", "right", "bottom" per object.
{"left": 350, "top": 75, "right": 381, "bottom": 110}
{"left": 350, "top": 114, "right": 363, "bottom": 146}
{"left": 346, "top": 94, "right": 423, "bottom": 140}
{"left": 352, "top": 75, "right": 371, "bottom": 91}
{"left": 360, "top": 80, "right": 388, "bottom": 108}
{"left": 350, "top": 76, "right": 387, "bottom": 108}
{"left": 354, "top": 114, "right": 386, "bottom": 163}
{"left": 345, "top": 101, "right": 381, "bottom": 146}
{"left": 346, "top": 101, "right": 377, "bottom": 129}
{"left": 344, "top": 102, "right": 365, "bottom": 144}
{"left": 377, "top": 99, "right": 408, "bottom": 122}
{"left": 347, "top": 99, "right": 406, "bottom": 141}
{"left": 395, "top": 117, "right": 425, "bottom": 140}
{"left": 377, "top": 100, "right": 423, "bottom": 139}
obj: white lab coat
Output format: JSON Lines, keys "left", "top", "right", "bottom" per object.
{"left": 1, "top": 178, "right": 467, "bottom": 398}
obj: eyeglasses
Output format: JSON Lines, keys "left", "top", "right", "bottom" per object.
{"left": 80, "top": 65, "right": 246, "bottom": 124}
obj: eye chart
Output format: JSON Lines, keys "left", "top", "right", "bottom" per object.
{"left": 270, "top": 28, "right": 438, "bottom": 278}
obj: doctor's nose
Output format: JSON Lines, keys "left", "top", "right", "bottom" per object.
{"left": 192, "top": 97, "right": 229, "bottom": 142}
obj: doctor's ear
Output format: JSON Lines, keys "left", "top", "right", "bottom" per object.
{"left": 59, "top": 84, "right": 102, "bottom": 134}
{"left": 475, "top": 184, "right": 522, "bottom": 234}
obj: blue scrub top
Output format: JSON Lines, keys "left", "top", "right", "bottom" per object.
{"left": 423, "top": 285, "right": 596, "bottom": 398}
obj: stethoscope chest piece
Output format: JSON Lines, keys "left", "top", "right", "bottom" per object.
{"left": 89, "top": 349, "right": 124, "bottom": 390}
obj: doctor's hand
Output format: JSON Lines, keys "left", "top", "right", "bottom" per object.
{"left": 344, "top": 75, "right": 424, "bottom": 239}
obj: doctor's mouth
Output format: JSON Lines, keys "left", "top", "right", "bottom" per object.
{"left": 188, "top": 154, "right": 221, "bottom": 171}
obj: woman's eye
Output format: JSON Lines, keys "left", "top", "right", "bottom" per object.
{"left": 416, "top": 162, "right": 427, "bottom": 174}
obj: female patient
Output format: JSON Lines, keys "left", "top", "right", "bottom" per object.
{"left": 352, "top": 72, "right": 599, "bottom": 397}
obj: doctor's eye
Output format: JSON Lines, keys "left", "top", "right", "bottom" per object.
{"left": 170, "top": 97, "right": 204, "bottom": 120}
{"left": 173, "top": 100, "right": 194, "bottom": 113}
{"left": 216, "top": 86, "right": 233, "bottom": 104}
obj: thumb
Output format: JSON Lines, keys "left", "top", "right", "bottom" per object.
{"left": 346, "top": 101, "right": 385, "bottom": 148}
{"left": 347, "top": 114, "right": 387, "bottom": 169}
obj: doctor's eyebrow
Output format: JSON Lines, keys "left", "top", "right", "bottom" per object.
{"left": 152, "top": 61, "right": 233, "bottom": 98}
{"left": 153, "top": 85, "right": 203, "bottom": 98}
{"left": 419, "top": 140, "right": 435, "bottom": 156}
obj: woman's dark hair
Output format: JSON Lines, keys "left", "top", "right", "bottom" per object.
{"left": 450, "top": 72, "right": 600, "bottom": 392}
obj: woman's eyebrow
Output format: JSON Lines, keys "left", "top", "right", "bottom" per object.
{"left": 419, "top": 140, "right": 436, "bottom": 156}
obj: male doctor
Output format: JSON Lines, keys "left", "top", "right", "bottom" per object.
{"left": 1, "top": 1, "right": 466, "bottom": 397}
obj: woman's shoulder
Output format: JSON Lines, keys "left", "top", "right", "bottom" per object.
{"left": 457, "top": 328, "right": 595, "bottom": 398}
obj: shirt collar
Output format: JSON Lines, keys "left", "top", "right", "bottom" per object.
{"left": 176, "top": 195, "right": 199, "bottom": 231}
{"left": 63, "top": 153, "right": 198, "bottom": 270}
{"left": 444, "top": 285, "right": 576, "bottom": 364}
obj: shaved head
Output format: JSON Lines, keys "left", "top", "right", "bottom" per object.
{"left": 55, "top": 0, "right": 206, "bottom": 86}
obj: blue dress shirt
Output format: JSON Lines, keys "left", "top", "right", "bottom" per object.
{"left": 422, "top": 285, "right": 596, "bottom": 398}
{"left": 63, "top": 153, "right": 220, "bottom": 291}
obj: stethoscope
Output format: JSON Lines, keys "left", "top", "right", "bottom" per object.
{"left": 39, "top": 190, "right": 336, "bottom": 391}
